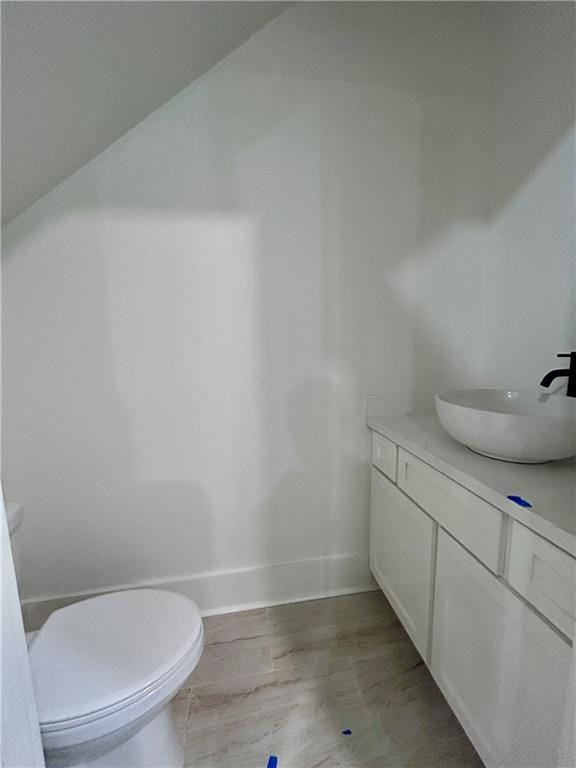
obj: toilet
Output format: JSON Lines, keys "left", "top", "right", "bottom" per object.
{"left": 28, "top": 589, "right": 204, "bottom": 768}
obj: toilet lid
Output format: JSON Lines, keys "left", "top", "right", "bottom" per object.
{"left": 29, "top": 589, "right": 202, "bottom": 725}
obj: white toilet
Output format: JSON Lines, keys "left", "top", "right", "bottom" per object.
{"left": 28, "top": 589, "right": 204, "bottom": 768}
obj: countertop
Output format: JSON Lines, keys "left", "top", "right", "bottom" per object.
{"left": 367, "top": 414, "right": 576, "bottom": 556}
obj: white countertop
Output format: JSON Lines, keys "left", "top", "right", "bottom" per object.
{"left": 367, "top": 414, "right": 576, "bottom": 556}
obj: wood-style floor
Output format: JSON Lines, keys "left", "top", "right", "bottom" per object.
{"left": 172, "top": 591, "right": 483, "bottom": 768}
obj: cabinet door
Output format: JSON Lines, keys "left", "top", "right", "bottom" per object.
{"left": 432, "top": 530, "right": 575, "bottom": 768}
{"left": 370, "top": 467, "right": 435, "bottom": 659}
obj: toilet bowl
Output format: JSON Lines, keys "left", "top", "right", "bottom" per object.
{"left": 28, "top": 589, "right": 204, "bottom": 768}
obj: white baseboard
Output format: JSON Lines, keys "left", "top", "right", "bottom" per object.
{"left": 21, "top": 552, "right": 377, "bottom": 631}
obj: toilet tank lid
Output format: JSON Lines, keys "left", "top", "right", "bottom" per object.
{"left": 29, "top": 589, "right": 202, "bottom": 725}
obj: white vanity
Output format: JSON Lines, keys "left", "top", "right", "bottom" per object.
{"left": 368, "top": 414, "right": 575, "bottom": 768}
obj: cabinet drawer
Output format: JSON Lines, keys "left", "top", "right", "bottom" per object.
{"left": 506, "top": 521, "right": 575, "bottom": 638}
{"left": 371, "top": 432, "right": 397, "bottom": 482}
{"left": 398, "top": 449, "right": 504, "bottom": 573}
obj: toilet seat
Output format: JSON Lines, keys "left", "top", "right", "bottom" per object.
{"left": 29, "top": 589, "right": 204, "bottom": 750}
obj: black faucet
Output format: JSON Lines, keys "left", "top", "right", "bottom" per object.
{"left": 540, "top": 352, "right": 576, "bottom": 397}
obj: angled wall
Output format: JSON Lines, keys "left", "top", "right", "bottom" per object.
{"left": 1, "top": 1, "right": 288, "bottom": 223}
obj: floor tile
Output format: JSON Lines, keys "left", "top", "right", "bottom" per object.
{"left": 268, "top": 613, "right": 405, "bottom": 671}
{"left": 187, "top": 696, "right": 370, "bottom": 768}
{"left": 202, "top": 608, "right": 269, "bottom": 646}
{"left": 183, "top": 636, "right": 273, "bottom": 688}
{"left": 267, "top": 591, "right": 390, "bottom": 635}
{"left": 188, "top": 663, "right": 362, "bottom": 729}
{"left": 169, "top": 690, "right": 191, "bottom": 733}
{"left": 352, "top": 638, "right": 428, "bottom": 707}
{"left": 181, "top": 592, "right": 483, "bottom": 767}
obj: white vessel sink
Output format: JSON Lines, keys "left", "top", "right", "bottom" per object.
{"left": 435, "top": 390, "right": 576, "bottom": 463}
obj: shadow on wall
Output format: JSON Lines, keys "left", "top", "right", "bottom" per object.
{"left": 259, "top": 378, "right": 371, "bottom": 580}
{"left": 1, "top": 2, "right": 575, "bottom": 612}
{"left": 2, "top": 207, "right": 217, "bottom": 607}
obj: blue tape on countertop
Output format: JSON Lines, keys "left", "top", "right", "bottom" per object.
{"left": 342, "top": 729, "right": 352, "bottom": 736}
{"left": 267, "top": 756, "right": 278, "bottom": 768}
{"left": 507, "top": 495, "right": 532, "bottom": 508}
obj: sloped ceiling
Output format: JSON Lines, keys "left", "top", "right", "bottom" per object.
{"left": 1, "top": 1, "right": 289, "bottom": 224}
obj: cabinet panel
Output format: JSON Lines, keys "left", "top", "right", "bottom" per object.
{"left": 371, "top": 432, "right": 397, "bottom": 482}
{"left": 506, "top": 520, "right": 575, "bottom": 639}
{"left": 370, "top": 467, "right": 435, "bottom": 659}
{"left": 432, "top": 530, "right": 574, "bottom": 768}
{"left": 398, "top": 449, "right": 503, "bottom": 573}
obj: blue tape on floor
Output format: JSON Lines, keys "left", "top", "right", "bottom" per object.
{"left": 507, "top": 495, "right": 532, "bottom": 508}
{"left": 342, "top": 729, "right": 352, "bottom": 736}
{"left": 267, "top": 756, "right": 278, "bottom": 768}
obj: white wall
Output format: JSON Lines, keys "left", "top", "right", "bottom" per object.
{"left": 483, "top": 3, "right": 576, "bottom": 389}
{"left": 3, "top": 3, "right": 571, "bottom": 616}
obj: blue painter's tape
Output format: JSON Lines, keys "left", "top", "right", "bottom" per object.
{"left": 342, "top": 729, "right": 352, "bottom": 736}
{"left": 507, "top": 495, "right": 532, "bottom": 508}
{"left": 267, "top": 756, "right": 278, "bottom": 768}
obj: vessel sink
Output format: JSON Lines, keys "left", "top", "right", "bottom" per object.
{"left": 435, "top": 390, "right": 576, "bottom": 463}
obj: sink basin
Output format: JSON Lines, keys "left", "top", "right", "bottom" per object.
{"left": 435, "top": 390, "right": 576, "bottom": 463}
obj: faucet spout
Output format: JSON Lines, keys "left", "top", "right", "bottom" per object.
{"left": 540, "top": 352, "right": 576, "bottom": 398}
{"left": 540, "top": 369, "right": 568, "bottom": 387}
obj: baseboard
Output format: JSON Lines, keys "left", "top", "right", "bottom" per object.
{"left": 21, "top": 552, "right": 378, "bottom": 631}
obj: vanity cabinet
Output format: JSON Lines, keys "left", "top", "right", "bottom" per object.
{"left": 368, "top": 425, "right": 575, "bottom": 768}
{"left": 505, "top": 519, "right": 575, "bottom": 638}
{"left": 370, "top": 467, "right": 435, "bottom": 659}
{"left": 432, "top": 530, "right": 574, "bottom": 768}
{"left": 397, "top": 449, "right": 504, "bottom": 573}
{"left": 371, "top": 432, "right": 398, "bottom": 482}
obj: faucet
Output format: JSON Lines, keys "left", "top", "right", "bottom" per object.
{"left": 540, "top": 352, "right": 576, "bottom": 397}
